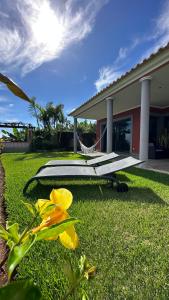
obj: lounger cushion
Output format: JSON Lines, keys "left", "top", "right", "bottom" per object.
{"left": 96, "top": 157, "right": 141, "bottom": 176}
{"left": 35, "top": 166, "right": 97, "bottom": 178}
{"left": 45, "top": 160, "right": 87, "bottom": 166}
{"left": 86, "top": 152, "right": 119, "bottom": 165}
{"left": 44, "top": 152, "right": 119, "bottom": 167}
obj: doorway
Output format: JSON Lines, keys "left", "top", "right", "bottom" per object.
{"left": 101, "top": 117, "right": 132, "bottom": 153}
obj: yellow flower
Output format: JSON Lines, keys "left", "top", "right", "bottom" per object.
{"left": 32, "top": 188, "right": 79, "bottom": 250}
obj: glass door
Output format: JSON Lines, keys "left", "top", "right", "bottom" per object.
{"left": 113, "top": 118, "right": 131, "bottom": 152}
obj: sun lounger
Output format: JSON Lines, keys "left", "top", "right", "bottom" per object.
{"left": 37, "top": 152, "right": 119, "bottom": 172}
{"left": 23, "top": 156, "right": 142, "bottom": 194}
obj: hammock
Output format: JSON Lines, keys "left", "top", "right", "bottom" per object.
{"left": 76, "top": 126, "right": 107, "bottom": 154}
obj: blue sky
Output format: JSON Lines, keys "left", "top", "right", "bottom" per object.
{"left": 0, "top": 0, "right": 169, "bottom": 128}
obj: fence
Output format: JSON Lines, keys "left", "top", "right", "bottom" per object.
{"left": 32, "top": 131, "right": 96, "bottom": 151}
{"left": 2, "top": 132, "right": 96, "bottom": 152}
{"left": 3, "top": 141, "right": 31, "bottom": 153}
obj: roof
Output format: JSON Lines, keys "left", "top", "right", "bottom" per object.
{"left": 69, "top": 42, "right": 169, "bottom": 117}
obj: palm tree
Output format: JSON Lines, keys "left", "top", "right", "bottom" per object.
{"left": 28, "top": 97, "right": 41, "bottom": 128}
{"left": 39, "top": 107, "right": 50, "bottom": 130}
{"left": 53, "top": 104, "right": 64, "bottom": 128}
{"left": 44, "top": 102, "right": 64, "bottom": 129}
{"left": 29, "top": 98, "right": 65, "bottom": 131}
{"left": 45, "top": 102, "right": 55, "bottom": 128}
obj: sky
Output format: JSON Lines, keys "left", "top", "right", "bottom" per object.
{"left": 0, "top": 0, "right": 169, "bottom": 129}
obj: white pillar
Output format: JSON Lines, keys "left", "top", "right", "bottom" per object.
{"left": 73, "top": 117, "right": 77, "bottom": 153}
{"left": 106, "top": 97, "right": 113, "bottom": 153}
{"left": 139, "top": 76, "right": 151, "bottom": 161}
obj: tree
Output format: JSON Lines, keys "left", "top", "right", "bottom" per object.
{"left": 2, "top": 128, "right": 27, "bottom": 142}
{"left": 53, "top": 104, "right": 64, "bottom": 127}
{"left": 77, "top": 120, "right": 96, "bottom": 134}
{"left": 28, "top": 97, "right": 41, "bottom": 128}
{"left": 28, "top": 98, "right": 65, "bottom": 131}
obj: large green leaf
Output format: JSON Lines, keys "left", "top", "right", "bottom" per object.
{"left": 0, "top": 280, "right": 41, "bottom": 300}
{"left": 35, "top": 218, "right": 80, "bottom": 241}
{"left": 8, "top": 223, "right": 20, "bottom": 243}
{"left": 7, "top": 235, "right": 36, "bottom": 280}
{"left": 0, "top": 224, "right": 9, "bottom": 241}
{"left": 22, "top": 201, "right": 36, "bottom": 216}
{"left": 63, "top": 260, "right": 76, "bottom": 285}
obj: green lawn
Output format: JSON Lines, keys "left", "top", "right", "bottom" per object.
{"left": 1, "top": 152, "right": 169, "bottom": 299}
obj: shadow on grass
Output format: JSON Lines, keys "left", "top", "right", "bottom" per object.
{"left": 13, "top": 151, "right": 87, "bottom": 161}
{"left": 125, "top": 167, "right": 169, "bottom": 187}
{"left": 25, "top": 180, "right": 166, "bottom": 206}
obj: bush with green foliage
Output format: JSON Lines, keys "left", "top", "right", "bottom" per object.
{"left": 2, "top": 128, "right": 28, "bottom": 142}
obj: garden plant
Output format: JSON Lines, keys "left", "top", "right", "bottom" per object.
{"left": 0, "top": 188, "right": 95, "bottom": 299}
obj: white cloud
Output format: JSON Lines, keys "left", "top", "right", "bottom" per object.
{"left": 95, "top": 38, "right": 141, "bottom": 91}
{"left": 115, "top": 38, "right": 140, "bottom": 64}
{"left": 155, "top": 0, "right": 169, "bottom": 44}
{"left": 95, "top": 66, "right": 122, "bottom": 92}
{"left": 0, "top": 0, "right": 108, "bottom": 75}
{"left": 9, "top": 103, "right": 14, "bottom": 107}
{"left": 140, "top": 0, "right": 169, "bottom": 61}
{"left": 95, "top": 0, "right": 169, "bottom": 92}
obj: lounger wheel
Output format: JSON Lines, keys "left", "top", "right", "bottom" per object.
{"left": 116, "top": 183, "right": 128, "bottom": 192}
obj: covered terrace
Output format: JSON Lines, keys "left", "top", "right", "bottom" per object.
{"left": 70, "top": 44, "right": 169, "bottom": 162}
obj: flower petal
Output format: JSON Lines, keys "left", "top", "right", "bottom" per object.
{"left": 59, "top": 226, "right": 79, "bottom": 250}
{"left": 32, "top": 208, "right": 68, "bottom": 234}
{"left": 50, "top": 188, "right": 73, "bottom": 210}
{"left": 43, "top": 208, "right": 68, "bottom": 226}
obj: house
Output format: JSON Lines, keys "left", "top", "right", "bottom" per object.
{"left": 69, "top": 44, "right": 169, "bottom": 161}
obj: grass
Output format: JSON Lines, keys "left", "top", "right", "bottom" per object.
{"left": 1, "top": 151, "right": 169, "bottom": 299}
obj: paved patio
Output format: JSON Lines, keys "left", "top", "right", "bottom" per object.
{"left": 78, "top": 151, "right": 105, "bottom": 157}
{"left": 138, "top": 159, "right": 169, "bottom": 175}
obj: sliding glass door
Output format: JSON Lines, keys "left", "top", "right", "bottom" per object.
{"left": 113, "top": 118, "right": 132, "bottom": 152}
{"left": 101, "top": 117, "right": 132, "bottom": 152}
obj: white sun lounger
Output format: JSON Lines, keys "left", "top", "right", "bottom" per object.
{"left": 23, "top": 156, "right": 142, "bottom": 194}
{"left": 37, "top": 152, "right": 119, "bottom": 172}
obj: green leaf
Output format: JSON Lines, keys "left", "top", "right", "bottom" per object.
{"left": 63, "top": 260, "right": 76, "bottom": 284}
{"left": 22, "top": 201, "right": 36, "bottom": 216}
{"left": 8, "top": 223, "right": 20, "bottom": 243}
{"left": 7, "top": 239, "right": 15, "bottom": 250}
{"left": 7, "top": 235, "right": 36, "bottom": 280}
{"left": 79, "top": 255, "right": 87, "bottom": 275}
{"left": 81, "top": 289, "right": 89, "bottom": 300}
{"left": 35, "top": 218, "right": 80, "bottom": 241}
{"left": 0, "top": 280, "right": 41, "bottom": 300}
{"left": 0, "top": 224, "right": 8, "bottom": 241}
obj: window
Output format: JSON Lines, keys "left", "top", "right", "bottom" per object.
{"left": 113, "top": 118, "right": 131, "bottom": 152}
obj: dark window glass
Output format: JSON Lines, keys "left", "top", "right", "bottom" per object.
{"left": 113, "top": 118, "right": 131, "bottom": 152}
{"left": 149, "top": 116, "right": 157, "bottom": 145}
{"left": 164, "top": 116, "right": 169, "bottom": 129}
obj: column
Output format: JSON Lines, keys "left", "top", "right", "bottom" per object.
{"left": 106, "top": 97, "right": 113, "bottom": 153}
{"left": 139, "top": 76, "right": 151, "bottom": 161}
{"left": 73, "top": 117, "right": 77, "bottom": 153}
